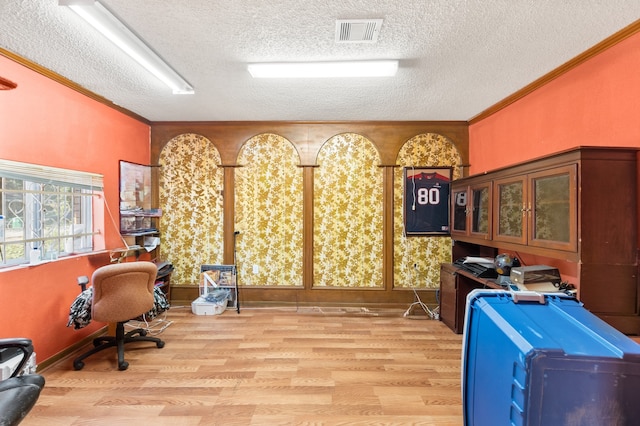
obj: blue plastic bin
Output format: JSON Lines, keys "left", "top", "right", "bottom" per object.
{"left": 462, "top": 289, "right": 640, "bottom": 426}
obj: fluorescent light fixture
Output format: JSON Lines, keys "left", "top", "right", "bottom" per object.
{"left": 60, "top": 0, "right": 194, "bottom": 94}
{"left": 247, "top": 60, "right": 399, "bottom": 78}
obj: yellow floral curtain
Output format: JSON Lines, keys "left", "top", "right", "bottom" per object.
{"left": 314, "top": 133, "right": 383, "bottom": 288}
{"left": 158, "top": 133, "right": 224, "bottom": 284}
{"left": 235, "top": 134, "right": 303, "bottom": 286}
{"left": 157, "top": 132, "right": 461, "bottom": 289}
{"left": 393, "top": 133, "right": 462, "bottom": 288}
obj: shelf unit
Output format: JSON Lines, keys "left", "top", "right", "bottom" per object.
{"left": 118, "top": 209, "right": 162, "bottom": 261}
{"left": 112, "top": 161, "right": 172, "bottom": 301}
{"left": 449, "top": 147, "right": 639, "bottom": 334}
{"left": 201, "top": 264, "right": 239, "bottom": 314}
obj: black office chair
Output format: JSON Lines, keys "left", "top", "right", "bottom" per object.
{"left": 0, "top": 338, "right": 45, "bottom": 426}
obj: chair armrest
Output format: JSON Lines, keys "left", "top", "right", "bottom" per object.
{"left": 0, "top": 375, "right": 45, "bottom": 424}
{"left": 0, "top": 338, "right": 35, "bottom": 378}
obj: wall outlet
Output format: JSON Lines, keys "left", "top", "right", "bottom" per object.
{"left": 252, "top": 264, "right": 259, "bottom": 274}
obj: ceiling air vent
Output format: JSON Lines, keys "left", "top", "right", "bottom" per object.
{"left": 335, "top": 19, "right": 383, "bottom": 43}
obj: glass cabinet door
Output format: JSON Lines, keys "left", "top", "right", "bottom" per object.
{"left": 452, "top": 188, "right": 468, "bottom": 234}
{"left": 470, "top": 184, "right": 491, "bottom": 238}
{"left": 528, "top": 165, "right": 577, "bottom": 251}
{"left": 451, "top": 183, "right": 492, "bottom": 239}
{"left": 493, "top": 176, "right": 527, "bottom": 244}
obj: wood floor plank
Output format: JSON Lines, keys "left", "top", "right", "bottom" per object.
{"left": 24, "top": 307, "right": 464, "bottom": 425}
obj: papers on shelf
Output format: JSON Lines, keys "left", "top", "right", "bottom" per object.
{"left": 463, "top": 256, "right": 495, "bottom": 268}
{"left": 143, "top": 236, "right": 160, "bottom": 252}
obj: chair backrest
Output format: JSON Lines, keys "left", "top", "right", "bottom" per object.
{"left": 91, "top": 262, "right": 158, "bottom": 323}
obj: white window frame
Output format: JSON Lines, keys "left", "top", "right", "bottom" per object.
{"left": 0, "top": 159, "right": 103, "bottom": 267}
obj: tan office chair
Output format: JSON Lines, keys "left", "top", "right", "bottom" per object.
{"left": 72, "top": 262, "right": 165, "bottom": 371}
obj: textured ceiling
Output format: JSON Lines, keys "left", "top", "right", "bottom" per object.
{"left": 1, "top": 1, "right": 639, "bottom": 122}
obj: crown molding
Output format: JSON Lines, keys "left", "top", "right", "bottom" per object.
{"left": 0, "top": 47, "right": 150, "bottom": 124}
{"left": 469, "top": 19, "right": 640, "bottom": 124}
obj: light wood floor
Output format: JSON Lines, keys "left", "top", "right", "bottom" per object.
{"left": 26, "top": 306, "right": 464, "bottom": 425}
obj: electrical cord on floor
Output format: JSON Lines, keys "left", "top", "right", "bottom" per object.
{"left": 403, "top": 286, "right": 439, "bottom": 320}
{"left": 403, "top": 264, "right": 439, "bottom": 320}
{"left": 125, "top": 310, "right": 173, "bottom": 335}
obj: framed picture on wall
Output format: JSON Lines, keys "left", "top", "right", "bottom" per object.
{"left": 403, "top": 166, "right": 452, "bottom": 236}
{"left": 119, "top": 160, "right": 152, "bottom": 211}
{"left": 119, "top": 160, "right": 153, "bottom": 233}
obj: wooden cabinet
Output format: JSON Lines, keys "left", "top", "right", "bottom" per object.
{"left": 450, "top": 147, "right": 639, "bottom": 334}
{"left": 439, "top": 263, "right": 459, "bottom": 332}
{"left": 493, "top": 165, "right": 577, "bottom": 251}
{"left": 439, "top": 263, "right": 502, "bottom": 334}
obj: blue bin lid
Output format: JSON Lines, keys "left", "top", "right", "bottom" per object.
{"left": 464, "top": 289, "right": 640, "bottom": 359}
{"left": 462, "top": 289, "right": 640, "bottom": 426}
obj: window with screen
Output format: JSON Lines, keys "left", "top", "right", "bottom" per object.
{"left": 0, "top": 159, "right": 103, "bottom": 266}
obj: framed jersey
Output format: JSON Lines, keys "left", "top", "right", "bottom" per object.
{"left": 403, "top": 166, "right": 451, "bottom": 236}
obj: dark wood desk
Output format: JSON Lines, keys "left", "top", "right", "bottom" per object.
{"left": 439, "top": 263, "right": 503, "bottom": 334}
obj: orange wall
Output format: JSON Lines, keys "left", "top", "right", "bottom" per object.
{"left": 0, "top": 55, "right": 150, "bottom": 364}
{"left": 468, "top": 31, "right": 640, "bottom": 287}
{"left": 469, "top": 31, "right": 640, "bottom": 174}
